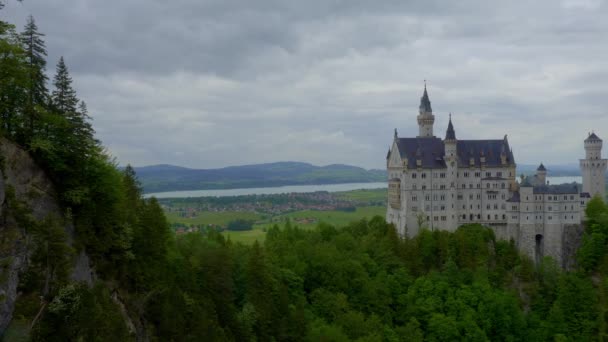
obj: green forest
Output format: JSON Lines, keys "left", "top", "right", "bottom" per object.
{"left": 4, "top": 4, "right": 608, "bottom": 341}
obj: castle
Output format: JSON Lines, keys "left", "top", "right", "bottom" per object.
{"left": 386, "top": 85, "right": 607, "bottom": 265}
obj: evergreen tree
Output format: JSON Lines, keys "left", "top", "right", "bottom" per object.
{"left": 0, "top": 20, "right": 28, "bottom": 137}
{"left": 20, "top": 15, "right": 48, "bottom": 135}
{"left": 51, "top": 56, "right": 78, "bottom": 114}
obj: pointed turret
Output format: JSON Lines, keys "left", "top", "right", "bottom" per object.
{"left": 445, "top": 113, "right": 456, "bottom": 141}
{"left": 419, "top": 83, "right": 432, "bottom": 114}
{"left": 417, "top": 82, "right": 435, "bottom": 137}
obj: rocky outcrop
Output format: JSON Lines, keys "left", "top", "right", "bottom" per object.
{"left": 0, "top": 138, "right": 94, "bottom": 334}
{"left": 562, "top": 223, "right": 586, "bottom": 269}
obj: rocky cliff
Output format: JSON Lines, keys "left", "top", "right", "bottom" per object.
{"left": 0, "top": 138, "right": 94, "bottom": 334}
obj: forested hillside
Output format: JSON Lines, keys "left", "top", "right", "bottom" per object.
{"left": 4, "top": 4, "right": 608, "bottom": 341}
{"left": 135, "top": 162, "right": 385, "bottom": 193}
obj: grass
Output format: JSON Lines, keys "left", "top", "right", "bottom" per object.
{"left": 162, "top": 188, "right": 388, "bottom": 245}
{"left": 334, "top": 188, "right": 386, "bottom": 202}
{"left": 165, "top": 211, "right": 263, "bottom": 226}
{"left": 165, "top": 206, "right": 386, "bottom": 244}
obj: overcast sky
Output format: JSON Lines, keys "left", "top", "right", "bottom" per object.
{"left": 2, "top": 0, "right": 608, "bottom": 169}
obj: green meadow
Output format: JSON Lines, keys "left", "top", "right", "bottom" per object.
{"left": 165, "top": 205, "right": 386, "bottom": 244}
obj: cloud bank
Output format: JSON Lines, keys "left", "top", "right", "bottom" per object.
{"left": 2, "top": 0, "right": 608, "bottom": 168}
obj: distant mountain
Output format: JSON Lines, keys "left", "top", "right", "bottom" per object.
{"left": 135, "top": 161, "right": 386, "bottom": 193}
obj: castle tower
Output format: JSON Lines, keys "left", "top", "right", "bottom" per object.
{"left": 580, "top": 133, "right": 608, "bottom": 199}
{"left": 444, "top": 114, "right": 458, "bottom": 229}
{"left": 537, "top": 163, "right": 547, "bottom": 184}
{"left": 417, "top": 84, "right": 435, "bottom": 137}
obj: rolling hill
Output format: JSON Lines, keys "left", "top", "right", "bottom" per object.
{"left": 135, "top": 162, "right": 386, "bottom": 193}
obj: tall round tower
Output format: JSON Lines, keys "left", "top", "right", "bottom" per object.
{"left": 580, "top": 132, "right": 608, "bottom": 199}
{"left": 417, "top": 84, "right": 435, "bottom": 137}
{"left": 537, "top": 163, "right": 547, "bottom": 184}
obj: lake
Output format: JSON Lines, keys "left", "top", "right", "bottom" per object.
{"left": 144, "top": 182, "right": 388, "bottom": 198}
{"left": 144, "top": 176, "right": 582, "bottom": 199}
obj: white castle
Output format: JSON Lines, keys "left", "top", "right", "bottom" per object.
{"left": 386, "top": 85, "right": 607, "bottom": 265}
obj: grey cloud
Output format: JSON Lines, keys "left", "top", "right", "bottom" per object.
{"left": 2, "top": 0, "right": 608, "bottom": 169}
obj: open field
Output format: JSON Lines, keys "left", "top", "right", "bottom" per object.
{"left": 334, "top": 188, "right": 386, "bottom": 203}
{"left": 165, "top": 211, "right": 264, "bottom": 227}
{"left": 166, "top": 206, "right": 386, "bottom": 244}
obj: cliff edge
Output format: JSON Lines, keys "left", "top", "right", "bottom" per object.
{"left": 0, "top": 138, "right": 94, "bottom": 333}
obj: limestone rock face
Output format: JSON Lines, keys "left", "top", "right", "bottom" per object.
{"left": 0, "top": 138, "right": 94, "bottom": 334}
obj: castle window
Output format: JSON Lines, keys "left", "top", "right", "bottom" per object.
{"left": 457, "top": 194, "right": 463, "bottom": 200}
{"left": 497, "top": 172, "right": 503, "bottom": 177}
{"left": 434, "top": 216, "right": 438, "bottom": 221}
{"left": 413, "top": 184, "right": 417, "bottom": 190}
{"left": 412, "top": 196, "right": 417, "bottom": 201}
{"left": 412, "top": 173, "right": 417, "bottom": 178}
{"left": 477, "top": 214, "right": 481, "bottom": 219}
{"left": 470, "top": 194, "right": 474, "bottom": 200}
{"left": 501, "top": 183, "right": 505, "bottom": 189}
{"left": 486, "top": 172, "right": 491, "bottom": 177}
{"left": 425, "top": 195, "right": 430, "bottom": 201}
{"left": 440, "top": 205, "right": 445, "bottom": 210}
{"left": 475, "top": 172, "right": 481, "bottom": 177}
{"left": 422, "top": 185, "right": 427, "bottom": 190}
{"left": 502, "top": 214, "right": 506, "bottom": 219}
{"left": 487, "top": 215, "right": 491, "bottom": 220}
{"left": 486, "top": 183, "right": 490, "bottom": 188}
{"left": 477, "top": 183, "right": 481, "bottom": 188}
{"left": 469, "top": 184, "right": 473, "bottom": 189}
{"left": 440, "top": 173, "right": 446, "bottom": 178}
{"left": 440, "top": 185, "right": 446, "bottom": 189}
{"left": 477, "top": 194, "right": 481, "bottom": 199}
{"left": 548, "top": 206, "right": 552, "bottom": 211}
{"left": 440, "top": 195, "right": 446, "bottom": 200}
{"left": 464, "top": 172, "right": 469, "bottom": 177}
{"left": 463, "top": 214, "right": 466, "bottom": 219}
{"left": 495, "top": 214, "right": 498, "bottom": 220}
{"left": 487, "top": 204, "right": 491, "bottom": 210}
{"left": 421, "top": 173, "right": 426, "bottom": 179}
{"left": 494, "top": 204, "right": 498, "bottom": 209}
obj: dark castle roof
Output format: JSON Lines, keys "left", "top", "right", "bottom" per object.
{"left": 532, "top": 183, "right": 579, "bottom": 195}
{"left": 394, "top": 137, "right": 515, "bottom": 169}
{"left": 586, "top": 132, "right": 602, "bottom": 141}
{"left": 419, "top": 85, "right": 432, "bottom": 113}
{"left": 445, "top": 115, "right": 456, "bottom": 140}
{"left": 537, "top": 163, "right": 546, "bottom": 171}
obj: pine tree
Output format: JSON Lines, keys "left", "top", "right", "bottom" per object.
{"left": 20, "top": 15, "right": 48, "bottom": 135}
{"left": 0, "top": 21, "right": 28, "bottom": 137}
{"left": 52, "top": 56, "right": 78, "bottom": 114}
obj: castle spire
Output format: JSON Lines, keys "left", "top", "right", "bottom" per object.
{"left": 445, "top": 113, "right": 456, "bottom": 140}
{"left": 416, "top": 82, "right": 435, "bottom": 137}
{"left": 419, "top": 82, "right": 432, "bottom": 114}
